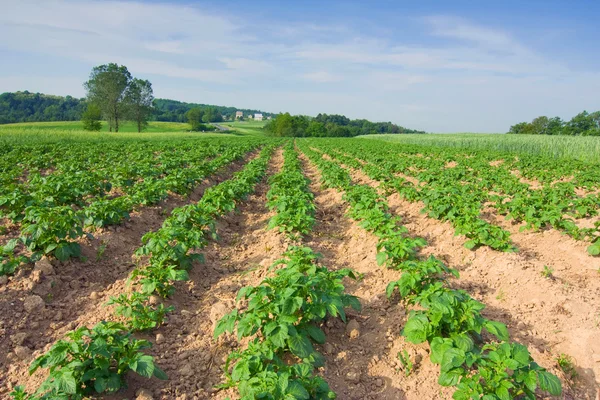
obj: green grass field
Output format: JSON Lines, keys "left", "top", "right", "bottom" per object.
{"left": 221, "top": 120, "right": 267, "bottom": 136}
{"left": 361, "top": 133, "right": 600, "bottom": 163}
{"left": 0, "top": 120, "right": 191, "bottom": 133}
{"left": 0, "top": 121, "right": 245, "bottom": 145}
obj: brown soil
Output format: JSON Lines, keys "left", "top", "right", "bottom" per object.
{"left": 0, "top": 151, "right": 262, "bottom": 398}
{"left": 106, "top": 147, "right": 290, "bottom": 400}
{"left": 341, "top": 160, "right": 600, "bottom": 399}
{"left": 299, "top": 153, "right": 454, "bottom": 400}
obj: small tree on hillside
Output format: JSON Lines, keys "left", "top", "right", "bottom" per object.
{"left": 126, "top": 78, "right": 154, "bottom": 132}
{"left": 81, "top": 103, "right": 102, "bottom": 131}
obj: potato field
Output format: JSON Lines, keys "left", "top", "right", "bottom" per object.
{"left": 1, "top": 135, "right": 599, "bottom": 400}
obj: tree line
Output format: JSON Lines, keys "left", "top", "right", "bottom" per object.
{"left": 154, "top": 98, "right": 271, "bottom": 123}
{"left": 263, "top": 112, "right": 425, "bottom": 137}
{"left": 0, "top": 91, "right": 270, "bottom": 129}
{"left": 508, "top": 111, "right": 600, "bottom": 136}
{"left": 0, "top": 92, "right": 86, "bottom": 124}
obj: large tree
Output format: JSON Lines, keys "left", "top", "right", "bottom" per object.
{"left": 84, "top": 63, "right": 132, "bottom": 132}
{"left": 126, "top": 78, "right": 154, "bottom": 132}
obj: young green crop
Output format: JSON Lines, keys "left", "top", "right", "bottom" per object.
{"left": 12, "top": 322, "right": 166, "bottom": 399}
{"left": 298, "top": 140, "right": 562, "bottom": 399}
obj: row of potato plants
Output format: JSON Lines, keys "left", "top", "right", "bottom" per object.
{"left": 214, "top": 143, "right": 361, "bottom": 399}
{"left": 325, "top": 139, "right": 600, "bottom": 256}
{"left": 0, "top": 139, "right": 263, "bottom": 275}
{"left": 11, "top": 145, "right": 276, "bottom": 399}
{"left": 316, "top": 141, "right": 516, "bottom": 252}
{"left": 299, "top": 141, "right": 561, "bottom": 400}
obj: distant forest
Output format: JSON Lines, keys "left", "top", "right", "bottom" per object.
{"left": 508, "top": 111, "right": 600, "bottom": 136}
{"left": 264, "top": 112, "right": 425, "bottom": 137}
{"left": 0, "top": 91, "right": 272, "bottom": 124}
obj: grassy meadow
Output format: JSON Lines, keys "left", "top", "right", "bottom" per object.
{"left": 362, "top": 133, "right": 600, "bottom": 163}
{"left": 0, "top": 120, "right": 243, "bottom": 145}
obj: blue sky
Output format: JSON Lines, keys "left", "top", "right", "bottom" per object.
{"left": 0, "top": 0, "right": 598, "bottom": 132}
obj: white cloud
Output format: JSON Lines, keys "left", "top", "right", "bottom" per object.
{"left": 0, "top": 0, "right": 597, "bottom": 132}
{"left": 302, "top": 71, "right": 343, "bottom": 83}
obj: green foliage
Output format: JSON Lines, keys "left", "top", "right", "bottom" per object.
{"left": 20, "top": 206, "right": 86, "bottom": 261}
{"left": 266, "top": 142, "right": 316, "bottom": 238}
{"left": 215, "top": 246, "right": 359, "bottom": 399}
{"left": 125, "top": 78, "right": 154, "bottom": 133}
{"left": 263, "top": 112, "right": 423, "bottom": 138}
{"left": 81, "top": 103, "right": 102, "bottom": 131}
{"left": 1, "top": 239, "right": 29, "bottom": 276}
{"left": 556, "top": 353, "right": 578, "bottom": 380}
{"left": 397, "top": 350, "right": 414, "bottom": 376}
{"left": 153, "top": 98, "right": 271, "bottom": 123}
{"left": 107, "top": 292, "right": 174, "bottom": 331}
{"left": 298, "top": 140, "right": 562, "bottom": 399}
{"left": 0, "top": 91, "right": 86, "bottom": 124}
{"left": 15, "top": 322, "right": 166, "bottom": 399}
{"left": 508, "top": 110, "right": 600, "bottom": 136}
{"left": 84, "top": 63, "right": 133, "bottom": 132}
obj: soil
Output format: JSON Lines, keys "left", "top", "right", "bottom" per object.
{"left": 339, "top": 157, "right": 600, "bottom": 399}
{"left": 0, "top": 151, "right": 263, "bottom": 398}
{"left": 2, "top": 144, "right": 599, "bottom": 400}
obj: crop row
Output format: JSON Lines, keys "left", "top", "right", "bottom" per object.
{"left": 0, "top": 139, "right": 263, "bottom": 274}
{"left": 298, "top": 141, "right": 561, "bottom": 399}
{"left": 215, "top": 143, "right": 361, "bottom": 399}
{"left": 11, "top": 144, "right": 276, "bottom": 399}
{"left": 320, "top": 139, "right": 600, "bottom": 256}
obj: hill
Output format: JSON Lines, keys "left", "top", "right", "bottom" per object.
{"left": 0, "top": 91, "right": 273, "bottom": 125}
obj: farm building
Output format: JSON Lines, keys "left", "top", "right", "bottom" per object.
{"left": 254, "top": 113, "right": 263, "bottom": 121}
{"left": 235, "top": 111, "right": 243, "bottom": 119}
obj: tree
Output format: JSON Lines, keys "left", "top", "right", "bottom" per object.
{"left": 186, "top": 107, "right": 205, "bottom": 131}
{"left": 84, "top": 63, "right": 132, "bottom": 132}
{"left": 81, "top": 103, "right": 102, "bottom": 131}
{"left": 530, "top": 116, "right": 549, "bottom": 135}
{"left": 126, "top": 78, "right": 154, "bottom": 132}
{"left": 202, "top": 107, "right": 223, "bottom": 123}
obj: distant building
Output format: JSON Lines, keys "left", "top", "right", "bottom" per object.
{"left": 235, "top": 111, "right": 243, "bottom": 119}
{"left": 267, "top": 116, "right": 272, "bottom": 120}
{"left": 254, "top": 113, "right": 263, "bottom": 121}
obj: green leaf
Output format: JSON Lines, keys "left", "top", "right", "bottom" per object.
{"left": 133, "top": 355, "right": 155, "bottom": 378}
{"left": 54, "top": 243, "right": 72, "bottom": 261}
{"left": 402, "top": 313, "right": 428, "bottom": 344}
{"left": 269, "top": 324, "right": 290, "bottom": 348}
{"left": 588, "top": 243, "right": 600, "bottom": 256}
{"left": 484, "top": 320, "right": 509, "bottom": 341}
{"left": 438, "top": 368, "right": 463, "bottom": 387}
{"left": 536, "top": 370, "right": 562, "bottom": 396}
{"left": 56, "top": 370, "right": 77, "bottom": 394}
{"left": 287, "top": 333, "right": 313, "bottom": 359}
{"left": 153, "top": 365, "right": 168, "bottom": 380}
{"left": 305, "top": 324, "right": 326, "bottom": 344}
{"left": 286, "top": 380, "right": 310, "bottom": 399}
{"left": 376, "top": 252, "right": 387, "bottom": 266}
{"left": 94, "top": 376, "right": 107, "bottom": 393}
{"left": 464, "top": 240, "right": 477, "bottom": 250}
{"left": 283, "top": 296, "right": 303, "bottom": 315}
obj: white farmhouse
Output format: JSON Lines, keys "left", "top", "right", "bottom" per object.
{"left": 254, "top": 113, "right": 263, "bottom": 121}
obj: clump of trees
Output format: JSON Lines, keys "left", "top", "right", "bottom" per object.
{"left": 83, "top": 63, "right": 154, "bottom": 132}
{"left": 185, "top": 107, "right": 217, "bottom": 131}
{"left": 263, "top": 112, "right": 424, "bottom": 137}
{"left": 508, "top": 111, "right": 600, "bottom": 136}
